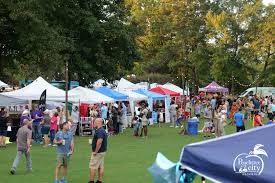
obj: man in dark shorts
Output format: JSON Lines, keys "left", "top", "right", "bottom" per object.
{"left": 89, "top": 118, "right": 108, "bottom": 183}
{"left": 10, "top": 119, "right": 32, "bottom": 174}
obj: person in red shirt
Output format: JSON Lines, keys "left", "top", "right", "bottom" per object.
{"left": 253, "top": 111, "right": 263, "bottom": 127}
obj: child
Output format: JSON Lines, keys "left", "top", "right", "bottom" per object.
{"left": 10, "top": 119, "right": 32, "bottom": 175}
{"left": 132, "top": 114, "right": 140, "bottom": 137}
{"left": 158, "top": 109, "right": 164, "bottom": 128}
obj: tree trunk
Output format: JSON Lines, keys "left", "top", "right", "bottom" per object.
{"left": 192, "top": 66, "right": 198, "bottom": 95}
{"left": 261, "top": 44, "right": 271, "bottom": 86}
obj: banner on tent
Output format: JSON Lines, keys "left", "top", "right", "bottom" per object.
{"left": 79, "top": 117, "right": 96, "bottom": 136}
{"left": 46, "top": 101, "right": 79, "bottom": 123}
{"left": 8, "top": 105, "right": 26, "bottom": 112}
{"left": 71, "top": 104, "right": 79, "bottom": 123}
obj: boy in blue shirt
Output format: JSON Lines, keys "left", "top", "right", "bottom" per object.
{"left": 53, "top": 122, "right": 74, "bottom": 183}
{"left": 234, "top": 108, "right": 245, "bottom": 132}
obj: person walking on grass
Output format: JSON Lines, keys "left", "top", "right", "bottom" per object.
{"left": 54, "top": 122, "right": 74, "bottom": 183}
{"left": 10, "top": 119, "right": 32, "bottom": 175}
{"left": 89, "top": 118, "right": 108, "bottom": 183}
{"left": 234, "top": 108, "right": 245, "bottom": 132}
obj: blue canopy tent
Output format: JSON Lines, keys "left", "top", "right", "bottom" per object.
{"left": 96, "top": 87, "right": 128, "bottom": 101}
{"left": 134, "top": 89, "right": 166, "bottom": 110}
{"left": 134, "top": 89, "right": 166, "bottom": 101}
{"left": 134, "top": 89, "right": 171, "bottom": 123}
{"left": 180, "top": 124, "right": 275, "bottom": 183}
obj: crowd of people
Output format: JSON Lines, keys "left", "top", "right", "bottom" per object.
{"left": 86, "top": 102, "right": 129, "bottom": 135}
{"left": 85, "top": 101, "right": 152, "bottom": 139}
{"left": 0, "top": 93, "right": 275, "bottom": 183}
{"left": 164, "top": 94, "right": 275, "bottom": 138}
{"left": 3, "top": 108, "right": 108, "bottom": 183}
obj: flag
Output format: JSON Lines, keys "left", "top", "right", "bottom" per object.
{"left": 39, "top": 90, "right": 46, "bottom": 111}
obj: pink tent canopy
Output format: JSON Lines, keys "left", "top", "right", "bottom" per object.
{"left": 200, "top": 81, "right": 229, "bottom": 93}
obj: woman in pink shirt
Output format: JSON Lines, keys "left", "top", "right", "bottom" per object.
{"left": 50, "top": 112, "right": 58, "bottom": 146}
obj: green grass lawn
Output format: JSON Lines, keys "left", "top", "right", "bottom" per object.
{"left": 0, "top": 120, "right": 256, "bottom": 183}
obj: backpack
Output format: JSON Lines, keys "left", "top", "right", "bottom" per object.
{"left": 146, "top": 109, "right": 152, "bottom": 119}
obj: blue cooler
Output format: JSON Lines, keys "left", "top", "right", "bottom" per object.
{"left": 188, "top": 118, "right": 198, "bottom": 135}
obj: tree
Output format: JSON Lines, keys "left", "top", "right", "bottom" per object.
{"left": 0, "top": 0, "right": 139, "bottom": 85}
{"left": 126, "top": 0, "right": 212, "bottom": 93}
{"left": 206, "top": 0, "right": 275, "bottom": 93}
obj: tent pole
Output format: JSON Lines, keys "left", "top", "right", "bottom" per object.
{"left": 65, "top": 60, "right": 69, "bottom": 123}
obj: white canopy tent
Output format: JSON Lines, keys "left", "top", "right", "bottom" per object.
{"left": 93, "top": 79, "right": 111, "bottom": 88}
{"left": 115, "top": 89, "right": 148, "bottom": 124}
{"left": 162, "top": 83, "right": 187, "bottom": 95}
{"left": 69, "top": 86, "right": 114, "bottom": 104}
{"left": 117, "top": 78, "right": 149, "bottom": 91}
{"left": 0, "top": 94, "right": 28, "bottom": 106}
{"left": 0, "top": 80, "right": 8, "bottom": 87}
{"left": 1, "top": 77, "right": 77, "bottom": 102}
{"left": 135, "top": 82, "right": 149, "bottom": 90}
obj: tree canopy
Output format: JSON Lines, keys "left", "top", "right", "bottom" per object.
{"left": 126, "top": 0, "right": 274, "bottom": 93}
{"left": 0, "top": 0, "right": 274, "bottom": 94}
{"left": 0, "top": 0, "right": 139, "bottom": 85}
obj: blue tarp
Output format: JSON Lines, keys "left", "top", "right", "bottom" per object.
{"left": 96, "top": 87, "right": 128, "bottom": 101}
{"left": 180, "top": 124, "right": 275, "bottom": 183}
{"left": 134, "top": 89, "right": 166, "bottom": 100}
{"left": 148, "top": 152, "right": 177, "bottom": 183}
